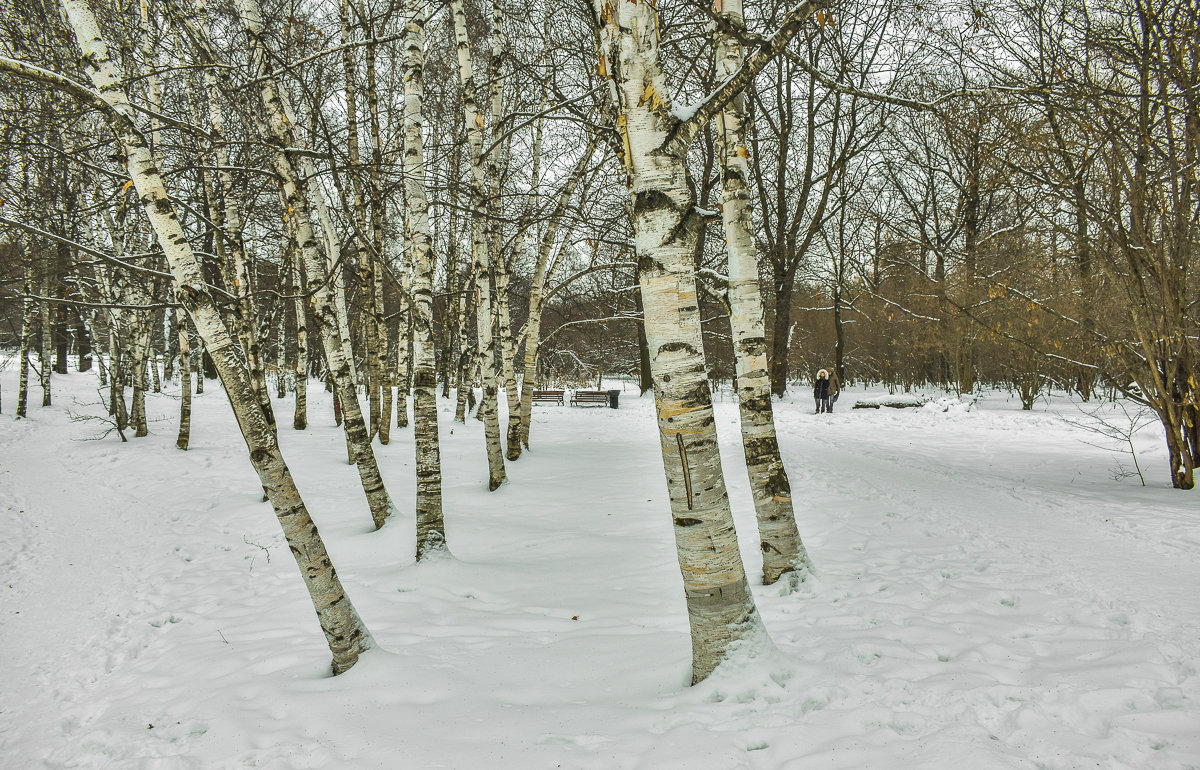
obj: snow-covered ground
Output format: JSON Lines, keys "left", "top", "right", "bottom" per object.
{"left": 1, "top": 366, "right": 1198, "bottom": 769}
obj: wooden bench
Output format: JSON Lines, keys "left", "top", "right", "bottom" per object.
{"left": 570, "top": 390, "right": 610, "bottom": 407}
{"left": 531, "top": 389, "right": 565, "bottom": 405}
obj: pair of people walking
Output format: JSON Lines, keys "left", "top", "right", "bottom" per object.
{"left": 814, "top": 368, "right": 839, "bottom": 414}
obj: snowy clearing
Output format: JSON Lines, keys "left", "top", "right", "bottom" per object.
{"left": 2, "top": 368, "right": 1198, "bottom": 769}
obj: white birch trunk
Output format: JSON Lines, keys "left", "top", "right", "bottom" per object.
{"left": 376, "top": 266, "right": 392, "bottom": 441}
{"left": 129, "top": 313, "right": 150, "bottom": 436}
{"left": 150, "top": 340, "right": 162, "bottom": 393}
{"left": 486, "top": 0, "right": 522, "bottom": 461}
{"left": 338, "top": 0, "right": 381, "bottom": 439}
{"left": 392, "top": 266, "right": 410, "bottom": 430}
{"left": 56, "top": 0, "right": 371, "bottom": 673}
{"left": 453, "top": 265, "right": 476, "bottom": 423}
{"left": 497, "top": 260, "right": 522, "bottom": 459}
{"left": 275, "top": 302, "right": 287, "bottom": 400}
{"left": 402, "top": 0, "right": 447, "bottom": 558}
{"left": 292, "top": 258, "right": 308, "bottom": 431}
{"left": 175, "top": 307, "right": 192, "bottom": 450}
{"left": 16, "top": 263, "right": 34, "bottom": 418}
{"left": 594, "top": 0, "right": 763, "bottom": 684}
{"left": 452, "top": 0, "right": 505, "bottom": 489}
{"left": 39, "top": 273, "right": 52, "bottom": 407}
{"left": 715, "top": 0, "right": 810, "bottom": 586}
{"left": 92, "top": 224, "right": 128, "bottom": 429}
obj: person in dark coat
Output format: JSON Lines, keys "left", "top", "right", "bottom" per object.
{"left": 814, "top": 368, "right": 833, "bottom": 413}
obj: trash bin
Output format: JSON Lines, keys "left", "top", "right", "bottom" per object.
{"left": 607, "top": 389, "right": 620, "bottom": 409}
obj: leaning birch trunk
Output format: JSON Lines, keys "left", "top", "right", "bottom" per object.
{"left": 228, "top": 0, "right": 396, "bottom": 528}
{"left": 595, "top": 0, "right": 760, "bottom": 684}
{"left": 715, "top": 0, "right": 810, "bottom": 586}
{"left": 175, "top": 307, "right": 192, "bottom": 450}
{"left": 451, "top": 0, "right": 505, "bottom": 489}
{"left": 51, "top": 0, "right": 371, "bottom": 673}
{"left": 402, "top": 0, "right": 447, "bottom": 558}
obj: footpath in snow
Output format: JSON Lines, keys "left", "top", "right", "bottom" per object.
{"left": 1, "top": 367, "right": 1198, "bottom": 769}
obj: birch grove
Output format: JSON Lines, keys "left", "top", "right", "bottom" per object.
{"left": 8, "top": 0, "right": 374, "bottom": 674}
{"left": 3, "top": 0, "right": 1197, "bottom": 685}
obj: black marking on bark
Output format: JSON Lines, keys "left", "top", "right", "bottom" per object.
{"left": 633, "top": 189, "right": 676, "bottom": 217}
{"left": 674, "top": 517, "right": 703, "bottom": 527}
{"left": 765, "top": 462, "right": 792, "bottom": 498}
{"left": 678, "top": 380, "right": 712, "bottom": 409}
{"left": 741, "top": 392, "right": 771, "bottom": 413}
{"left": 666, "top": 203, "right": 702, "bottom": 249}
{"left": 677, "top": 433, "right": 694, "bottom": 509}
{"left": 742, "top": 435, "right": 780, "bottom": 458}
{"left": 637, "top": 253, "right": 665, "bottom": 274}
{"left": 660, "top": 341, "right": 697, "bottom": 354}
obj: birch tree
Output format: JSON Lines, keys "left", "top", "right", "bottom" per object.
{"left": 402, "top": 0, "right": 448, "bottom": 558}
{"left": 592, "top": 0, "right": 826, "bottom": 682}
{"left": 713, "top": 0, "right": 811, "bottom": 586}
{"left": 451, "top": 0, "right": 506, "bottom": 490}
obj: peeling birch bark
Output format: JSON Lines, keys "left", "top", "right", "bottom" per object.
{"left": 55, "top": 0, "right": 371, "bottom": 674}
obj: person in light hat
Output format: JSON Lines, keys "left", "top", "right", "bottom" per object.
{"left": 814, "top": 368, "right": 838, "bottom": 414}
